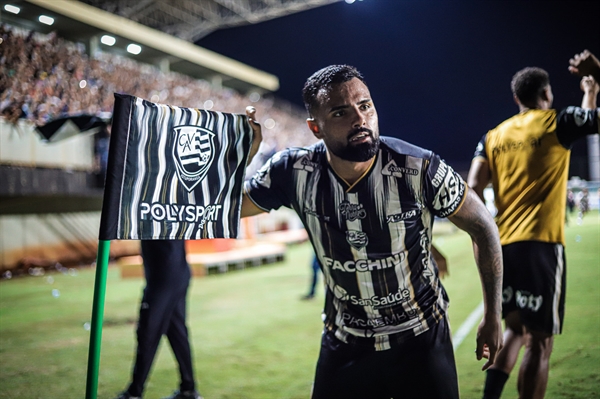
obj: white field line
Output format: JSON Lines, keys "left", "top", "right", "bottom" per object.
{"left": 453, "top": 301, "right": 484, "bottom": 350}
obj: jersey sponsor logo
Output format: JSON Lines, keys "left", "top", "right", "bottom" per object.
{"left": 293, "top": 155, "right": 320, "bottom": 172}
{"left": 386, "top": 208, "right": 420, "bottom": 223}
{"left": 349, "top": 289, "right": 410, "bottom": 310}
{"left": 333, "top": 284, "right": 349, "bottom": 301}
{"left": 342, "top": 308, "right": 417, "bottom": 329}
{"left": 340, "top": 200, "right": 366, "bottom": 221}
{"left": 323, "top": 252, "right": 406, "bottom": 273}
{"left": 381, "top": 160, "right": 418, "bottom": 178}
{"left": 516, "top": 290, "right": 543, "bottom": 312}
{"left": 346, "top": 230, "right": 368, "bottom": 249}
{"left": 434, "top": 170, "right": 465, "bottom": 218}
{"left": 140, "top": 202, "right": 223, "bottom": 229}
{"left": 172, "top": 125, "right": 216, "bottom": 191}
{"left": 431, "top": 161, "right": 448, "bottom": 188}
{"left": 491, "top": 137, "right": 542, "bottom": 157}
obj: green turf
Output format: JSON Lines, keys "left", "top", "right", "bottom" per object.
{"left": 0, "top": 212, "right": 597, "bottom": 398}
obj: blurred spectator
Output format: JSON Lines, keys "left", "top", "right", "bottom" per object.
{"left": 578, "top": 188, "right": 589, "bottom": 218}
{"left": 0, "top": 24, "right": 316, "bottom": 152}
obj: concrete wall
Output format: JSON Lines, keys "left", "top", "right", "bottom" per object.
{"left": 0, "top": 211, "right": 140, "bottom": 271}
{"left": 0, "top": 119, "right": 95, "bottom": 170}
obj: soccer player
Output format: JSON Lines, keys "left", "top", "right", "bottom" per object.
{"left": 468, "top": 56, "right": 599, "bottom": 399}
{"left": 242, "top": 65, "right": 504, "bottom": 399}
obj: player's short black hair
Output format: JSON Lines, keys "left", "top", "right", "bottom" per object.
{"left": 302, "top": 65, "right": 366, "bottom": 116}
{"left": 511, "top": 67, "right": 550, "bottom": 108}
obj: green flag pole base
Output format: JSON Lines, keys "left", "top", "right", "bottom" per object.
{"left": 85, "top": 240, "right": 111, "bottom": 399}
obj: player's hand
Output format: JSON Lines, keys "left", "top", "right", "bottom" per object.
{"left": 246, "top": 106, "right": 262, "bottom": 164}
{"left": 580, "top": 76, "right": 600, "bottom": 96}
{"left": 569, "top": 50, "right": 600, "bottom": 77}
{"left": 475, "top": 314, "right": 503, "bottom": 371}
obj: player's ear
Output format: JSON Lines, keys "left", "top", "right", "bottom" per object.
{"left": 307, "top": 118, "right": 322, "bottom": 139}
{"left": 513, "top": 95, "right": 520, "bottom": 107}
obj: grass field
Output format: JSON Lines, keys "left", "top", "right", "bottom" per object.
{"left": 0, "top": 212, "right": 598, "bottom": 399}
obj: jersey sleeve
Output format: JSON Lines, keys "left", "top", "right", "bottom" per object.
{"left": 243, "top": 150, "right": 293, "bottom": 212}
{"left": 556, "top": 107, "right": 599, "bottom": 149}
{"left": 423, "top": 154, "right": 467, "bottom": 218}
{"left": 473, "top": 134, "right": 488, "bottom": 160}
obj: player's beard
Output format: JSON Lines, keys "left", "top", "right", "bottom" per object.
{"left": 328, "top": 127, "right": 380, "bottom": 162}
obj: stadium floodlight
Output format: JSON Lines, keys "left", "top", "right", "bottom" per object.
{"left": 127, "top": 43, "right": 142, "bottom": 55}
{"left": 344, "top": 0, "right": 356, "bottom": 3}
{"left": 100, "top": 35, "right": 116, "bottom": 46}
{"left": 39, "top": 15, "right": 54, "bottom": 25}
{"left": 4, "top": 4, "right": 20, "bottom": 14}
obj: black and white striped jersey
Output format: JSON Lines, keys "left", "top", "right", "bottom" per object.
{"left": 245, "top": 136, "right": 467, "bottom": 350}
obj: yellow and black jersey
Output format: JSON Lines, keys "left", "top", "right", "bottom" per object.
{"left": 473, "top": 107, "right": 599, "bottom": 245}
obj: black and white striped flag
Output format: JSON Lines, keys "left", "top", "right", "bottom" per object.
{"left": 99, "top": 93, "right": 253, "bottom": 240}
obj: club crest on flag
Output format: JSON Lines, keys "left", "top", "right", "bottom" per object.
{"left": 173, "top": 125, "right": 216, "bottom": 192}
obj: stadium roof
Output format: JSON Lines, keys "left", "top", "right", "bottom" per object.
{"left": 78, "top": 0, "right": 340, "bottom": 42}
{"left": 2, "top": 0, "right": 339, "bottom": 92}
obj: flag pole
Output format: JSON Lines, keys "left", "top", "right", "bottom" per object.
{"left": 85, "top": 239, "right": 111, "bottom": 399}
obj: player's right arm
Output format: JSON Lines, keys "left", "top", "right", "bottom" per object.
{"left": 242, "top": 105, "right": 269, "bottom": 218}
{"left": 580, "top": 76, "right": 599, "bottom": 110}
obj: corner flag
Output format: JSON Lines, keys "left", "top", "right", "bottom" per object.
{"left": 86, "top": 93, "right": 254, "bottom": 399}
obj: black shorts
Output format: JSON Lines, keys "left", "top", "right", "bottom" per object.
{"left": 502, "top": 241, "right": 566, "bottom": 335}
{"left": 311, "top": 316, "right": 458, "bottom": 399}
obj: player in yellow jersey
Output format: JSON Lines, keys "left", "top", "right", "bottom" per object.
{"left": 468, "top": 51, "right": 600, "bottom": 399}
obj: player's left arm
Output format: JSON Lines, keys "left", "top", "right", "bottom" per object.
{"left": 447, "top": 189, "right": 503, "bottom": 371}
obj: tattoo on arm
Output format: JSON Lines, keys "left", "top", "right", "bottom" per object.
{"left": 449, "top": 190, "right": 503, "bottom": 315}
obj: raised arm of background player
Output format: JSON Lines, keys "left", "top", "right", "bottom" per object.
{"left": 569, "top": 49, "right": 600, "bottom": 84}
{"left": 580, "top": 76, "right": 599, "bottom": 109}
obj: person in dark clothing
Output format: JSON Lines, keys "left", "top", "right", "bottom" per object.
{"left": 301, "top": 255, "right": 321, "bottom": 300}
{"left": 115, "top": 240, "right": 201, "bottom": 399}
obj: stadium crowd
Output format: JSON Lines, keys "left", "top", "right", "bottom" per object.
{"left": 0, "top": 24, "right": 316, "bottom": 152}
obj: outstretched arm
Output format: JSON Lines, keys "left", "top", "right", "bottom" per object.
{"left": 448, "top": 189, "right": 503, "bottom": 371}
{"left": 242, "top": 106, "right": 267, "bottom": 218}
{"left": 569, "top": 50, "right": 600, "bottom": 83}
{"left": 246, "top": 106, "right": 263, "bottom": 165}
{"left": 581, "top": 76, "right": 599, "bottom": 110}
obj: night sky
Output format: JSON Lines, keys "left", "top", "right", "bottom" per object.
{"left": 197, "top": 0, "right": 600, "bottom": 172}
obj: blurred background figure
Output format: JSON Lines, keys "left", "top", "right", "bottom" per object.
{"left": 301, "top": 255, "right": 320, "bottom": 300}
{"left": 577, "top": 188, "right": 589, "bottom": 219}
{"left": 115, "top": 240, "right": 201, "bottom": 399}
